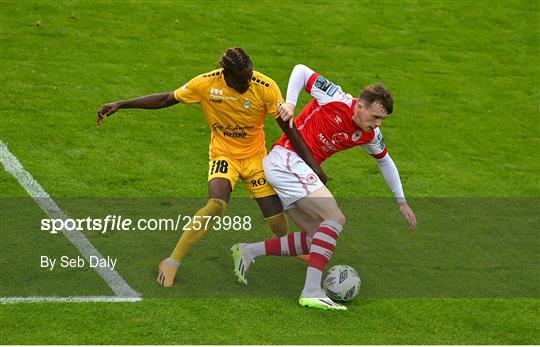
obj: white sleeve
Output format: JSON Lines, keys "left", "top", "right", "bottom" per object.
{"left": 285, "top": 64, "right": 353, "bottom": 107}
{"left": 375, "top": 153, "right": 406, "bottom": 203}
{"left": 361, "top": 127, "right": 387, "bottom": 158}
{"left": 285, "top": 64, "right": 315, "bottom": 105}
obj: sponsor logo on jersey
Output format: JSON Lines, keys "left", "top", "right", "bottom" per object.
{"left": 331, "top": 132, "right": 348, "bottom": 145}
{"left": 334, "top": 115, "right": 342, "bottom": 124}
{"left": 209, "top": 88, "right": 237, "bottom": 101}
{"left": 223, "top": 131, "right": 247, "bottom": 138}
{"left": 318, "top": 133, "right": 340, "bottom": 153}
{"left": 210, "top": 88, "right": 223, "bottom": 96}
{"left": 212, "top": 123, "right": 253, "bottom": 138}
{"left": 212, "top": 123, "right": 254, "bottom": 131}
{"left": 352, "top": 130, "right": 362, "bottom": 142}
{"left": 251, "top": 177, "right": 267, "bottom": 187}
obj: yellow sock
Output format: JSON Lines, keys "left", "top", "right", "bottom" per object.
{"left": 295, "top": 254, "right": 309, "bottom": 263}
{"left": 170, "top": 198, "right": 227, "bottom": 262}
{"left": 265, "top": 212, "right": 289, "bottom": 237}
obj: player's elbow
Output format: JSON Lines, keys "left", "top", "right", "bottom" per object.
{"left": 162, "top": 92, "right": 178, "bottom": 108}
{"left": 375, "top": 153, "right": 392, "bottom": 165}
{"left": 292, "top": 64, "right": 313, "bottom": 77}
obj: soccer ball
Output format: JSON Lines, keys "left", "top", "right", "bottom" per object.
{"left": 322, "top": 265, "right": 361, "bottom": 301}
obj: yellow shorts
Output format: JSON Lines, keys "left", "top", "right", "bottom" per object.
{"left": 208, "top": 152, "right": 276, "bottom": 199}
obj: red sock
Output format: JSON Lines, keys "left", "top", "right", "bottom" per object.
{"left": 264, "top": 232, "right": 310, "bottom": 256}
{"left": 308, "top": 220, "right": 342, "bottom": 271}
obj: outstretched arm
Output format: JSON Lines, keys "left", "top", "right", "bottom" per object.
{"left": 375, "top": 154, "right": 417, "bottom": 231}
{"left": 97, "top": 92, "right": 178, "bottom": 125}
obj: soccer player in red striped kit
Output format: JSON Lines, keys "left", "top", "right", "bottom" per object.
{"left": 231, "top": 64, "right": 417, "bottom": 311}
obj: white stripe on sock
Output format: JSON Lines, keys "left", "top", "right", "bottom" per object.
{"left": 309, "top": 244, "right": 329, "bottom": 256}
{"left": 320, "top": 220, "right": 343, "bottom": 234}
{"left": 314, "top": 232, "right": 337, "bottom": 246}
{"left": 280, "top": 235, "right": 289, "bottom": 255}
{"left": 294, "top": 232, "right": 303, "bottom": 255}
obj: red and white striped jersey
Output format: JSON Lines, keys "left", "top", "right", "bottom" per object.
{"left": 274, "top": 71, "right": 387, "bottom": 164}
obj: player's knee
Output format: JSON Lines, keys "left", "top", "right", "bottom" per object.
{"left": 265, "top": 212, "right": 289, "bottom": 237}
{"left": 202, "top": 198, "right": 228, "bottom": 217}
{"left": 332, "top": 211, "right": 346, "bottom": 227}
{"left": 318, "top": 209, "right": 346, "bottom": 227}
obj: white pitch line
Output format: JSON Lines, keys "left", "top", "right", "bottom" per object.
{"left": 1, "top": 296, "right": 142, "bottom": 304}
{"left": 0, "top": 140, "right": 140, "bottom": 299}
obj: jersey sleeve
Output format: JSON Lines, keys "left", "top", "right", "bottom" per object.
{"left": 173, "top": 75, "right": 202, "bottom": 104}
{"left": 375, "top": 153, "right": 406, "bottom": 203}
{"left": 360, "top": 128, "right": 388, "bottom": 158}
{"left": 304, "top": 70, "right": 350, "bottom": 106}
{"left": 285, "top": 64, "right": 353, "bottom": 107}
{"left": 266, "top": 79, "right": 285, "bottom": 118}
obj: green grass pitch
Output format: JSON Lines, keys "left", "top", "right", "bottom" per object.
{"left": 1, "top": 0, "right": 539, "bottom": 344}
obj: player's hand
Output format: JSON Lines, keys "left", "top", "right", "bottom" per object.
{"left": 277, "top": 102, "right": 295, "bottom": 127}
{"left": 399, "top": 201, "right": 417, "bottom": 231}
{"left": 97, "top": 102, "right": 121, "bottom": 126}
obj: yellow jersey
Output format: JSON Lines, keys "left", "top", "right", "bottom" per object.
{"left": 174, "top": 68, "right": 283, "bottom": 160}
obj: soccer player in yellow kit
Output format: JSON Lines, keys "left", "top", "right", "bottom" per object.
{"left": 97, "top": 48, "right": 323, "bottom": 287}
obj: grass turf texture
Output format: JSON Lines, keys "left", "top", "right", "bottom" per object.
{"left": 1, "top": 0, "right": 539, "bottom": 345}
{"left": 2, "top": 299, "right": 538, "bottom": 344}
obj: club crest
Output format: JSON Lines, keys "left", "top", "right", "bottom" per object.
{"left": 352, "top": 130, "right": 362, "bottom": 142}
{"left": 306, "top": 173, "right": 318, "bottom": 183}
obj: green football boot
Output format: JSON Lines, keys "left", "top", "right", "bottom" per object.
{"left": 230, "top": 243, "right": 254, "bottom": 285}
{"left": 299, "top": 293, "right": 347, "bottom": 311}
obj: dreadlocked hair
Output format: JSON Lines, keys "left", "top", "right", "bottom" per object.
{"left": 219, "top": 47, "right": 252, "bottom": 72}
